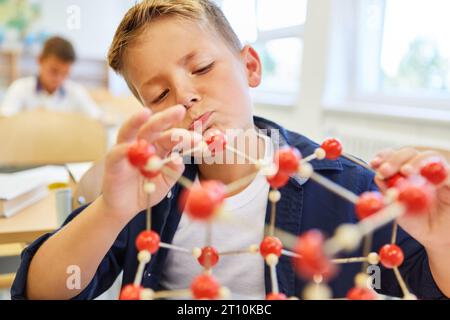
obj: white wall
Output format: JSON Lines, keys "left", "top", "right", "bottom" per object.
{"left": 33, "top": 0, "right": 135, "bottom": 59}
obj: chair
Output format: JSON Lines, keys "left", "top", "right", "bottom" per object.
{"left": 0, "top": 243, "right": 26, "bottom": 289}
{"left": 89, "top": 88, "right": 142, "bottom": 120}
{"left": 0, "top": 111, "right": 107, "bottom": 293}
{"left": 0, "top": 110, "right": 107, "bottom": 166}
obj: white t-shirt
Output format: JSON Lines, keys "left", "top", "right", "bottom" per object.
{"left": 160, "top": 134, "right": 274, "bottom": 299}
{"left": 0, "top": 76, "right": 102, "bottom": 118}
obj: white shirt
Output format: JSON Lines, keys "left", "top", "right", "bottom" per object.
{"left": 0, "top": 76, "right": 102, "bottom": 118}
{"left": 160, "top": 134, "right": 274, "bottom": 299}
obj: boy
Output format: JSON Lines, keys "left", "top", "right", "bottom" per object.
{"left": 11, "top": 0, "right": 450, "bottom": 300}
{"left": 1, "top": 36, "right": 102, "bottom": 119}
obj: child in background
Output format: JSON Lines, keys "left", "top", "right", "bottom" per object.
{"left": 1, "top": 36, "right": 102, "bottom": 119}
{"left": 11, "top": 0, "right": 450, "bottom": 300}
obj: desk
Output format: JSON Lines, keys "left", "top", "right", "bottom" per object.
{"left": 0, "top": 191, "right": 58, "bottom": 245}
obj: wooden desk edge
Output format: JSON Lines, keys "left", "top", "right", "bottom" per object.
{"left": 0, "top": 229, "right": 56, "bottom": 245}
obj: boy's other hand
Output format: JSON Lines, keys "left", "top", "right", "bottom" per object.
{"left": 371, "top": 147, "right": 450, "bottom": 250}
{"left": 371, "top": 147, "right": 450, "bottom": 297}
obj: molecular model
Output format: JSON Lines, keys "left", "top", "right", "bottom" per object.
{"left": 119, "top": 131, "right": 448, "bottom": 300}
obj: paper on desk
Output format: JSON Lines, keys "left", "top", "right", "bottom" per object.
{"left": 0, "top": 166, "right": 69, "bottom": 200}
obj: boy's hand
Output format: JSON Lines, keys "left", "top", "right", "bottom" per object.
{"left": 100, "top": 105, "right": 202, "bottom": 223}
{"left": 371, "top": 147, "right": 450, "bottom": 247}
{"left": 371, "top": 147, "right": 450, "bottom": 296}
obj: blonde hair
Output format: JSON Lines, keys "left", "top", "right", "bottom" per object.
{"left": 108, "top": 0, "right": 242, "bottom": 77}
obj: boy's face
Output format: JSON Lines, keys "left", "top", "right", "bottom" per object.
{"left": 38, "top": 55, "right": 72, "bottom": 93}
{"left": 123, "top": 17, "right": 262, "bottom": 137}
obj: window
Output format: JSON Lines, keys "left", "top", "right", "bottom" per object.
{"left": 353, "top": 0, "right": 450, "bottom": 110}
{"left": 220, "top": 0, "right": 308, "bottom": 106}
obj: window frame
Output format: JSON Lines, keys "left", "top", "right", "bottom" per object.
{"left": 220, "top": 0, "right": 307, "bottom": 107}
{"left": 350, "top": 0, "right": 450, "bottom": 112}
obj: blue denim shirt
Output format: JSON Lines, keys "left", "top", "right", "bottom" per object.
{"left": 11, "top": 116, "right": 447, "bottom": 300}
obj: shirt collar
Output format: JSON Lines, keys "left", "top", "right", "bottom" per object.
{"left": 181, "top": 116, "right": 344, "bottom": 187}
{"left": 35, "top": 75, "right": 66, "bottom": 97}
{"left": 253, "top": 116, "right": 343, "bottom": 186}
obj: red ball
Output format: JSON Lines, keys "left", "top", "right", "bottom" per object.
{"left": 293, "top": 230, "right": 336, "bottom": 281}
{"left": 128, "top": 139, "right": 156, "bottom": 168}
{"left": 185, "top": 180, "right": 226, "bottom": 220}
{"left": 266, "top": 292, "right": 287, "bottom": 300}
{"left": 191, "top": 274, "right": 221, "bottom": 300}
{"left": 119, "top": 284, "right": 142, "bottom": 300}
{"left": 355, "top": 191, "right": 385, "bottom": 220}
{"left": 420, "top": 160, "right": 448, "bottom": 185}
{"left": 178, "top": 187, "right": 190, "bottom": 212}
{"left": 205, "top": 130, "right": 227, "bottom": 155}
{"left": 259, "top": 236, "right": 283, "bottom": 258}
{"left": 379, "top": 244, "right": 404, "bottom": 269}
{"left": 385, "top": 173, "right": 407, "bottom": 189}
{"left": 321, "top": 138, "right": 343, "bottom": 160}
{"left": 398, "top": 180, "right": 434, "bottom": 214}
{"left": 347, "top": 287, "right": 377, "bottom": 300}
{"left": 275, "top": 147, "right": 302, "bottom": 175}
{"left": 267, "top": 171, "right": 290, "bottom": 189}
{"left": 202, "top": 180, "right": 226, "bottom": 203}
{"left": 135, "top": 230, "right": 160, "bottom": 254}
{"left": 198, "top": 246, "right": 220, "bottom": 268}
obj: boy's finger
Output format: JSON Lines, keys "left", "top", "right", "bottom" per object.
{"left": 370, "top": 149, "right": 394, "bottom": 169}
{"left": 399, "top": 151, "right": 447, "bottom": 177}
{"left": 105, "top": 143, "right": 133, "bottom": 172}
{"left": 154, "top": 128, "right": 203, "bottom": 157}
{"left": 164, "top": 156, "right": 185, "bottom": 177}
{"left": 374, "top": 175, "right": 388, "bottom": 192}
{"left": 377, "top": 147, "right": 419, "bottom": 179}
{"left": 117, "top": 108, "right": 152, "bottom": 144}
{"left": 136, "top": 105, "right": 186, "bottom": 143}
